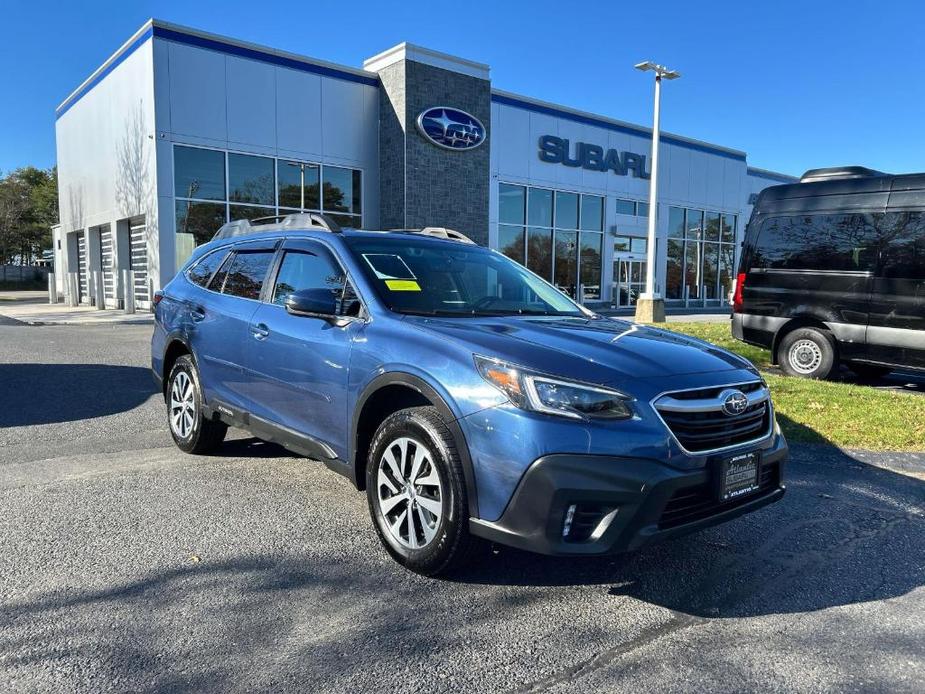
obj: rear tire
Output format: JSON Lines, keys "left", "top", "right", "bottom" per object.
{"left": 778, "top": 327, "right": 836, "bottom": 379}
{"left": 366, "top": 406, "right": 475, "bottom": 577}
{"left": 166, "top": 355, "right": 227, "bottom": 454}
{"left": 848, "top": 362, "right": 893, "bottom": 380}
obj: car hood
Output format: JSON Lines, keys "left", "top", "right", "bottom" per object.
{"left": 403, "top": 315, "right": 753, "bottom": 387}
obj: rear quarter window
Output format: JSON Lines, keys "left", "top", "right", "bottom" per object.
{"left": 186, "top": 248, "right": 228, "bottom": 288}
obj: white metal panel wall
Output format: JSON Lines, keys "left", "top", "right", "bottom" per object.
{"left": 100, "top": 227, "right": 114, "bottom": 302}
{"left": 162, "top": 39, "right": 379, "bottom": 168}
{"left": 77, "top": 235, "right": 87, "bottom": 303}
{"left": 130, "top": 218, "right": 150, "bottom": 307}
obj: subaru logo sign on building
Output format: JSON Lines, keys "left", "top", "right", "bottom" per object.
{"left": 416, "top": 107, "right": 486, "bottom": 151}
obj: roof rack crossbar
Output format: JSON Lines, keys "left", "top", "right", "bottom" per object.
{"left": 212, "top": 212, "right": 342, "bottom": 240}
{"left": 387, "top": 227, "right": 477, "bottom": 244}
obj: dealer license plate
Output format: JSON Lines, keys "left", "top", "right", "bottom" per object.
{"left": 718, "top": 451, "right": 760, "bottom": 502}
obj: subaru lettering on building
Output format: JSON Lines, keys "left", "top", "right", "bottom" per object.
{"left": 416, "top": 107, "right": 486, "bottom": 150}
{"left": 538, "top": 135, "right": 650, "bottom": 178}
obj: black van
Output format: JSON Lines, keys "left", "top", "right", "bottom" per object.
{"left": 732, "top": 166, "right": 925, "bottom": 379}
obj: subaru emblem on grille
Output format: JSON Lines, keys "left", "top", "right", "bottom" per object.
{"left": 721, "top": 389, "right": 749, "bottom": 416}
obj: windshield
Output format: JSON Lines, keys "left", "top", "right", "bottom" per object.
{"left": 345, "top": 236, "right": 586, "bottom": 317}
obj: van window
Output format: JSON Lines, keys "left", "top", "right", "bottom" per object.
{"left": 878, "top": 212, "right": 925, "bottom": 280}
{"left": 753, "top": 213, "right": 878, "bottom": 272}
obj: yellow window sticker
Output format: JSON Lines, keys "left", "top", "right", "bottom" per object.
{"left": 385, "top": 279, "right": 421, "bottom": 291}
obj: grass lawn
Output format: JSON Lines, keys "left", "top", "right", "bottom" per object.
{"left": 662, "top": 321, "right": 925, "bottom": 452}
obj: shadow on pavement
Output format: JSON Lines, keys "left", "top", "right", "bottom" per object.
{"left": 0, "top": 363, "right": 155, "bottom": 427}
{"left": 453, "top": 444, "right": 924, "bottom": 618}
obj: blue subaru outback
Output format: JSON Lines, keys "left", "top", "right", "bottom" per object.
{"left": 152, "top": 214, "right": 787, "bottom": 576}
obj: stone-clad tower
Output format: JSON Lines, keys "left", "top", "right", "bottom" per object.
{"left": 365, "top": 44, "right": 491, "bottom": 245}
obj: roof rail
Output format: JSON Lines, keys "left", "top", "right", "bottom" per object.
{"left": 390, "top": 226, "right": 476, "bottom": 244}
{"left": 800, "top": 166, "right": 887, "bottom": 184}
{"left": 212, "top": 212, "right": 342, "bottom": 240}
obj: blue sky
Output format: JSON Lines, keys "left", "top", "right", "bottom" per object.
{"left": 1, "top": 0, "right": 922, "bottom": 176}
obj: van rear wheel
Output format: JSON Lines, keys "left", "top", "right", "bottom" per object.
{"left": 778, "top": 327, "right": 836, "bottom": 379}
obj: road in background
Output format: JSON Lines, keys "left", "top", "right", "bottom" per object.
{"left": 0, "top": 323, "right": 923, "bottom": 693}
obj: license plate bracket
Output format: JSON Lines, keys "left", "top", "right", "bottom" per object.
{"left": 716, "top": 451, "right": 760, "bottom": 502}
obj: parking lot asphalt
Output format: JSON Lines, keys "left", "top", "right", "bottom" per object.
{"left": 0, "top": 323, "right": 923, "bottom": 693}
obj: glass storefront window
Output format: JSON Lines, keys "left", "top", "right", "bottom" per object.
{"left": 499, "top": 185, "right": 606, "bottom": 301}
{"left": 686, "top": 209, "right": 703, "bottom": 240}
{"left": 228, "top": 153, "right": 274, "bottom": 205}
{"left": 669, "top": 207, "right": 685, "bottom": 238}
{"left": 527, "top": 188, "right": 553, "bottom": 227}
{"left": 278, "top": 161, "right": 320, "bottom": 210}
{"left": 705, "top": 211, "right": 721, "bottom": 242}
{"left": 175, "top": 200, "right": 226, "bottom": 270}
{"left": 499, "top": 184, "right": 526, "bottom": 225}
{"left": 324, "top": 166, "right": 361, "bottom": 215}
{"left": 328, "top": 213, "right": 361, "bottom": 228}
{"left": 173, "top": 145, "right": 362, "bottom": 271}
{"left": 666, "top": 238, "right": 684, "bottom": 299}
{"left": 554, "top": 230, "right": 578, "bottom": 294}
{"left": 702, "top": 243, "right": 719, "bottom": 299}
{"left": 229, "top": 204, "right": 275, "bottom": 221}
{"left": 579, "top": 232, "right": 602, "bottom": 300}
{"left": 721, "top": 214, "right": 735, "bottom": 243}
{"left": 719, "top": 242, "right": 735, "bottom": 301}
{"left": 174, "top": 146, "right": 225, "bottom": 201}
{"left": 527, "top": 227, "right": 552, "bottom": 279}
{"left": 615, "top": 199, "right": 636, "bottom": 216}
{"left": 684, "top": 240, "right": 702, "bottom": 299}
{"left": 499, "top": 225, "right": 525, "bottom": 264}
{"left": 580, "top": 195, "right": 603, "bottom": 231}
{"left": 554, "top": 191, "right": 578, "bottom": 229}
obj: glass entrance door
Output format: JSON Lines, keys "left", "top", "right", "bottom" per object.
{"left": 613, "top": 255, "right": 647, "bottom": 308}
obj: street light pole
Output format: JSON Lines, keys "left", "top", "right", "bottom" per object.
{"left": 633, "top": 61, "right": 680, "bottom": 324}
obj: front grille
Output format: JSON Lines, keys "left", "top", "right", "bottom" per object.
{"left": 653, "top": 382, "right": 772, "bottom": 454}
{"left": 658, "top": 462, "right": 779, "bottom": 530}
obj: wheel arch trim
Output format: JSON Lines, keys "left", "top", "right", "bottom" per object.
{"left": 350, "top": 372, "right": 480, "bottom": 519}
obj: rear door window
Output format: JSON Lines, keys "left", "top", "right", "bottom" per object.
{"left": 754, "top": 213, "right": 878, "bottom": 272}
{"left": 221, "top": 251, "right": 276, "bottom": 300}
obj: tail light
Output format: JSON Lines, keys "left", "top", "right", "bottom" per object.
{"left": 153, "top": 291, "right": 164, "bottom": 307}
{"left": 732, "top": 272, "right": 746, "bottom": 313}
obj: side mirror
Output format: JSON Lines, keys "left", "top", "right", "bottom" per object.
{"left": 285, "top": 289, "right": 337, "bottom": 319}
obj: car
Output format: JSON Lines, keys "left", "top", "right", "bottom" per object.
{"left": 733, "top": 166, "right": 925, "bottom": 379}
{"left": 152, "top": 213, "right": 788, "bottom": 576}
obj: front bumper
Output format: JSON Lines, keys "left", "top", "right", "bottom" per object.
{"left": 469, "top": 433, "right": 788, "bottom": 556}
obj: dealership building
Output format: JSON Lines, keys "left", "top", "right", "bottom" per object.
{"left": 52, "top": 19, "right": 794, "bottom": 309}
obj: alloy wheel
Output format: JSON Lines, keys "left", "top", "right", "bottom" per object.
{"left": 376, "top": 437, "right": 443, "bottom": 550}
{"left": 169, "top": 371, "right": 196, "bottom": 439}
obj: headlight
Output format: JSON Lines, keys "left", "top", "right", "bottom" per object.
{"left": 474, "top": 355, "right": 633, "bottom": 420}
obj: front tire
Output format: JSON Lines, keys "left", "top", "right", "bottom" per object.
{"left": 778, "top": 327, "right": 837, "bottom": 379}
{"left": 166, "top": 355, "right": 227, "bottom": 454}
{"left": 366, "top": 406, "right": 475, "bottom": 576}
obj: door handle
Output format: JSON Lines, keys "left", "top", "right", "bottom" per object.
{"left": 190, "top": 306, "right": 205, "bottom": 322}
{"left": 250, "top": 323, "right": 270, "bottom": 340}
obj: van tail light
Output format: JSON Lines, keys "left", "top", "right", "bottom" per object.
{"left": 732, "top": 273, "right": 746, "bottom": 313}
{"left": 153, "top": 291, "right": 164, "bottom": 307}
